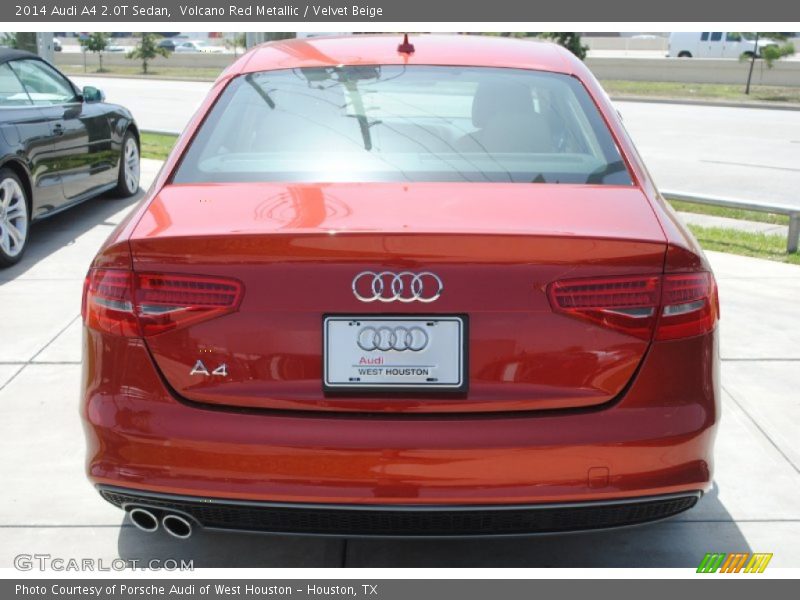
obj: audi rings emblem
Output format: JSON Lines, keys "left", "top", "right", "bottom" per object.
{"left": 357, "top": 326, "right": 429, "bottom": 352}
{"left": 352, "top": 271, "right": 443, "bottom": 303}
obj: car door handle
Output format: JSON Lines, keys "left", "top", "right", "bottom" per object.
{"left": 51, "top": 123, "right": 64, "bottom": 136}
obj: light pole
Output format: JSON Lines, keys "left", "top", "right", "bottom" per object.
{"left": 745, "top": 32, "right": 759, "bottom": 95}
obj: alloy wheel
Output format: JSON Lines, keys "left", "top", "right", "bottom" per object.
{"left": 0, "top": 177, "right": 28, "bottom": 258}
{"left": 124, "top": 137, "right": 140, "bottom": 194}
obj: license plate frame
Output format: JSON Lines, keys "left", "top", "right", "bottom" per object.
{"left": 323, "top": 315, "right": 467, "bottom": 394}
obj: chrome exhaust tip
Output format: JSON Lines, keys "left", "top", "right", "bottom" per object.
{"left": 162, "top": 514, "right": 193, "bottom": 539}
{"left": 129, "top": 507, "right": 159, "bottom": 532}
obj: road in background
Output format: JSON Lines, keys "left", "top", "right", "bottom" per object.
{"left": 586, "top": 50, "right": 800, "bottom": 60}
{"left": 616, "top": 101, "right": 800, "bottom": 204}
{"left": 71, "top": 76, "right": 211, "bottom": 134}
{"left": 71, "top": 76, "right": 800, "bottom": 207}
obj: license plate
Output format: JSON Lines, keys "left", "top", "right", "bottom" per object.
{"left": 323, "top": 316, "right": 466, "bottom": 391}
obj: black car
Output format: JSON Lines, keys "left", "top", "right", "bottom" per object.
{"left": 0, "top": 49, "right": 139, "bottom": 267}
{"left": 157, "top": 39, "right": 178, "bottom": 52}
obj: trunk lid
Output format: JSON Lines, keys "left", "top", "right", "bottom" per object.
{"left": 129, "top": 182, "right": 666, "bottom": 413}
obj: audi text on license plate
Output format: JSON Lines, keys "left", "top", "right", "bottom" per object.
{"left": 323, "top": 316, "right": 466, "bottom": 391}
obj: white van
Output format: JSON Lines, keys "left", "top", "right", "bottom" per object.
{"left": 668, "top": 32, "right": 778, "bottom": 58}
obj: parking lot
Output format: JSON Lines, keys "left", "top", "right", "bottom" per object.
{"left": 0, "top": 155, "right": 798, "bottom": 568}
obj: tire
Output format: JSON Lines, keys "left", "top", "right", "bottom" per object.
{"left": 0, "top": 168, "right": 30, "bottom": 268}
{"left": 114, "top": 130, "right": 140, "bottom": 197}
{"left": 677, "top": 51, "right": 692, "bottom": 58}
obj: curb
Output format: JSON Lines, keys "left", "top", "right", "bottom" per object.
{"left": 677, "top": 211, "right": 789, "bottom": 236}
{"left": 64, "top": 71, "right": 218, "bottom": 83}
{"left": 142, "top": 128, "right": 181, "bottom": 136}
{"left": 609, "top": 95, "right": 800, "bottom": 111}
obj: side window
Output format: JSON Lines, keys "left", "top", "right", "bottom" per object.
{"left": 8, "top": 59, "right": 76, "bottom": 106}
{"left": 726, "top": 32, "right": 742, "bottom": 42}
{"left": 700, "top": 32, "right": 709, "bottom": 41}
{"left": 0, "top": 63, "right": 32, "bottom": 106}
{"left": 710, "top": 32, "right": 723, "bottom": 42}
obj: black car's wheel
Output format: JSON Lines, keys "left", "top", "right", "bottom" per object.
{"left": 114, "top": 131, "right": 140, "bottom": 197}
{"left": 0, "top": 168, "right": 30, "bottom": 267}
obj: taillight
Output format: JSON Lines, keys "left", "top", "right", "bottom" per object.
{"left": 548, "top": 276, "right": 661, "bottom": 340}
{"left": 135, "top": 273, "right": 243, "bottom": 336}
{"left": 548, "top": 272, "right": 718, "bottom": 341}
{"left": 656, "top": 272, "right": 719, "bottom": 341}
{"left": 82, "top": 270, "right": 138, "bottom": 337}
{"left": 82, "top": 269, "right": 243, "bottom": 337}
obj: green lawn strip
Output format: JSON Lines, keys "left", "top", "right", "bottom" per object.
{"left": 140, "top": 132, "right": 178, "bottom": 161}
{"left": 687, "top": 224, "right": 800, "bottom": 265}
{"left": 601, "top": 79, "right": 800, "bottom": 106}
{"left": 668, "top": 200, "right": 789, "bottom": 226}
{"left": 60, "top": 64, "right": 224, "bottom": 81}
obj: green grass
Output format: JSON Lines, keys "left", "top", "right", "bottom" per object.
{"left": 668, "top": 199, "right": 789, "bottom": 226}
{"left": 687, "top": 224, "right": 800, "bottom": 265}
{"left": 60, "top": 64, "right": 224, "bottom": 81}
{"left": 140, "top": 132, "right": 177, "bottom": 161}
{"left": 601, "top": 80, "right": 800, "bottom": 105}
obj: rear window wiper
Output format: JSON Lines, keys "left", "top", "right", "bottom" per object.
{"left": 586, "top": 160, "right": 627, "bottom": 184}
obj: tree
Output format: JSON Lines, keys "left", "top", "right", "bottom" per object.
{"left": 478, "top": 32, "right": 536, "bottom": 39}
{"left": 127, "top": 33, "right": 169, "bottom": 75}
{"left": 226, "top": 33, "right": 247, "bottom": 56}
{"left": 1, "top": 32, "right": 19, "bottom": 49}
{"left": 742, "top": 33, "right": 795, "bottom": 95}
{"left": 539, "top": 33, "right": 588, "bottom": 61}
{"left": 14, "top": 31, "right": 39, "bottom": 54}
{"left": 79, "top": 32, "right": 110, "bottom": 72}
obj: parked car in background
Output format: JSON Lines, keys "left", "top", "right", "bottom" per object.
{"left": 0, "top": 49, "right": 140, "bottom": 267}
{"left": 174, "top": 40, "right": 225, "bottom": 54}
{"left": 157, "top": 38, "right": 178, "bottom": 52}
{"left": 53, "top": 38, "right": 62, "bottom": 52}
{"left": 668, "top": 31, "right": 779, "bottom": 58}
{"left": 82, "top": 35, "right": 719, "bottom": 539}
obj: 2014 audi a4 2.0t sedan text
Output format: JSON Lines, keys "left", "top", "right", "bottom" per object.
{"left": 81, "top": 34, "right": 720, "bottom": 539}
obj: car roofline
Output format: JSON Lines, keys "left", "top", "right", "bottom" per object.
{"left": 226, "top": 34, "right": 577, "bottom": 79}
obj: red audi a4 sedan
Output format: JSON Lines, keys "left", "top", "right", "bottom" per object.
{"left": 81, "top": 35, "right": 719, "bottom": 539}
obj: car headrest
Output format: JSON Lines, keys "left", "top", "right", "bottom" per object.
{"left": 472, "top": 79, "right": 535, "bottom": 128}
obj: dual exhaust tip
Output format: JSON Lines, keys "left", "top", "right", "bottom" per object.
{"left": 129, "top": 507, "right": 193, "bottom": 539}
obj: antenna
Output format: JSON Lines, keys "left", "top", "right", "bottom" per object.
{"left": 397, "top": 33, "right": 415, "bottom": 54}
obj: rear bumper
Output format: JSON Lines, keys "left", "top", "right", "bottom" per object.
{"left": 99, "top": 485, "right": 701, "bottom": 537}
{"left": 82, "top": 328, "right": 719, "bottom": 515}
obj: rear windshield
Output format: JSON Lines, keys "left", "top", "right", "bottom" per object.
{"left": 173, "top": 65, "right": 632, "bottom": 185}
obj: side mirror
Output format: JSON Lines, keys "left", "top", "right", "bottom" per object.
{"left": 82, "top": 86, "right": 104, "bottom": 103}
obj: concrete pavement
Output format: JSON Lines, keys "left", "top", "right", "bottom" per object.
{"left": 70, "top": 76, "right": 800, "bottom": 210}
{"left": 0, "top": 160, "right": 799, "bottom": 567}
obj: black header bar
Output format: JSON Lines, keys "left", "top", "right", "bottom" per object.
{"left": 3, "top": 0, "right": 797, "bottom": 23}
